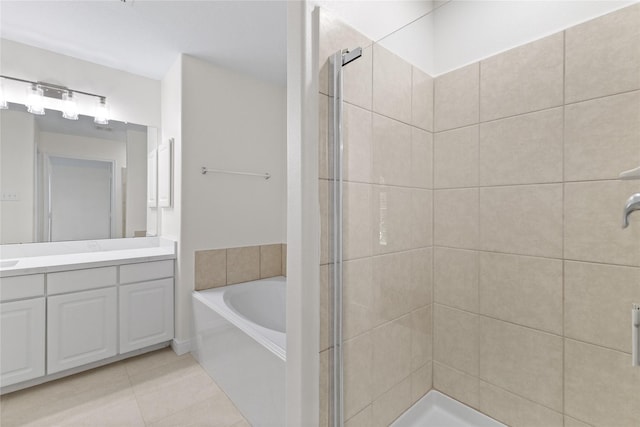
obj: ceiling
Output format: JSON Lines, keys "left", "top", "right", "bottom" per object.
{"left": 0, "top": 0, "right": 288, "bottom": 85}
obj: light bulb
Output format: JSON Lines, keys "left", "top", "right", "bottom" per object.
{"left": 27, "top": 85, "right": 45, "bottom": 115}
{"left": 62, "top": 91, "right": 78, "bottom": 120}
{"left": 94, "top": 97, "right": 109, "bottom": 124}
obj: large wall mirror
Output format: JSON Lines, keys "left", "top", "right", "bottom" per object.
{"left": 0, "top": 103, "right": 158, "bottom": 244}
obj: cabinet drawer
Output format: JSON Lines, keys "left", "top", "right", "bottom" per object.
{"left": 48, "top": 267, "right": 117, "bottom": 295}
{"left": 0, "top": 274, "right": 45, "bottom": 302}
{"left": 120, "top": 260, "right": 174, "bottom": 284}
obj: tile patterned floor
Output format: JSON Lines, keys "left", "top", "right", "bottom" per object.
{"left": 0, "top": 348, "right": 250, "bottom": 427}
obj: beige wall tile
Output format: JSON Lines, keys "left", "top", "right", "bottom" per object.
{"left": 434, "top": 63, "right": 479, "bottom": 131}
{"left": 479, "top": 317, "right": 563, "bottom": 411}
{"left": 480, "top": 184, "right": 563, "bottom": 258}
{"left": 479, "top": 252, "right": 563, "bottom": 335}
{"left": 410, "top": 248, "right": 433, "bottom": 310}
{"left": 565, "top": 339, "right": 640, "bottom": 427}
{"left": 372, "top": 252, "right": 413, "bottom": 326}
{"left": 479, "top": 381, "right": 563, "bottom": 427}
{"left": 344, "top": 258, "right": 373, "bottom": 341}
{"left": 412, "top": 189, "right": 433, "bottom": 248}
{"left": 412, "top": 67, "right": 434, "bottom": 131}
{"left": 479, "top": 108, "right": 563, "bottom": 186}
{"left": 344, "top": 182, "right": 372, "bottom": 260}
{"left": 565, "top": 261, "right": 640, "bottom": 353}
{"left": 344, "top": 333, "right": 373, "bottom": 420}
{"left": 564, "top": 181, "right": 640, "bottom": 266}
{"left": 281, "top": 243, "right": 287, "bottom": 276}
{"left": 434, "top": 304, "right": 479, "bottom": 376}
{"left": 194, "top": 249, "right": 226, "bottom": 290}
{"left": 319, "top": 349, "right": 330, "bottom": 427}
{"left": 565, "top": 3, "right": 640, "bottom": 103}
{"left": 411, "top": 362, "right": 433, "bottom": 404}
{"left": 372, "top": 315, "right": 412, "bottom": 398}
{"left": 318, "top": 10, "right": 373, "bottom": 96}
{"left": 564, "top": 416, "right": 592, "bottom": 427}
{"left": 411, "top": 305, "right": 433, "bottom": 370}
{"left": 371, "top": 377, "right": 412, "bottom": 427}
{"left": 344, "top": 45, "right": 373, "bottom": 110}
{"left": 433, "top": 361, "right": 480, "bottom": 409}
{"left": 319, "top": 93, "right": 329, "bottom": 180}
{"left": 372, "top": 186, "right": 413, "bottom": 255}
{"left": 411, "top": 128, "right": 433, "bottom": 189}
{"left": 434, "top": 125, "right": 479, "bottom": 189}
{"left": 372, "top": 113, "right": 412, "bottom": 187}
{"left": 480, "top": 33, "right": 564, "bottom": 121}
{"left": 434, "top": 188, "right": 479, "bottom": 250}
{"left": 345, "top": 405, "right": 372, "bottom": 427}
{"left": 344, "top": 103, "right": 372, "bottom": 183}
{"left": 372, "top": 44, "right": 412, "bottom": 124}
{"left": 320, "top": 265, "right": 329, "bottom": 352}
{"left": 260, "top": 244, "right": 282, "bottom": 279}
{"left": 320, "top": 179, "right": 329, "bottom": 265}
{"left": 565, "top": 91, "right": 640, "bottom": 181}
{"left": 226, "top": 246, "right": 260, "bottom": 285}
{"left": 434, "top": 247, "right": 479, "bottom": 313}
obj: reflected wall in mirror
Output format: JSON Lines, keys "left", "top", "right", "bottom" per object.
{"left": 0, "top": 103, "right": 158, "bottom": 244}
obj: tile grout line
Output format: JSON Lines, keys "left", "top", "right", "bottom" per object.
{"left": 561, "top": 27, "right": 567, "bottom": 424}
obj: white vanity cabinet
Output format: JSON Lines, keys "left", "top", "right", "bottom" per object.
{"left": 47, "top": 287, "right": 118, "bottom": 374}
{"left": 119, "top": 260, "right": 174, "bottom": 353}
{"left": 0, "top": 274, "right": 46, "bottom": 387}
{"left": 0, "top": 254, "right": 175, "bottom": 391}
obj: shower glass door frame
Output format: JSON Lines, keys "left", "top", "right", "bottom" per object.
{"left": 328, "top": 46, "right": 362, "bottom": 427}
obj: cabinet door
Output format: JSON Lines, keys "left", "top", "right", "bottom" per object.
{"left": 0, "top": 298, "right": 45, "bottom": 386}
{"left": 119, "top": 278, "right": 174, "bottom": 354}
{"left": 47, "top": 287, "right": 117, "bottom": 374}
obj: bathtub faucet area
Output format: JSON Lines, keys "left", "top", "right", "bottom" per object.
{"left": 622, "top": 193, "right": 640, "bottom": 228}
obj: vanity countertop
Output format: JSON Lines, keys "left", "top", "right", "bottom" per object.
{"left": 0, "top": 237, "right": 176, "bottom": 277}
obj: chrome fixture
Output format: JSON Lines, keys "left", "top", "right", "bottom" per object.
{"left": 622, "top": 193, "right": 640, "bottom": 228}
{"left": 201, "top": 167, "right": 271, "bottom": 180}
{"left": 633, "top": 304, "right": 639, "bottom": 367}
{"left": 329, "top": 46, "right": 362, "bottom": 427}
{"left": 620, "top": 165, "right": 640, "bottom": 180}
{"left": 0, "top": 75, "right": 109, "bottom": 124}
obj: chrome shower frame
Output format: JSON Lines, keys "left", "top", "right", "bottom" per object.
{"left": 328, "top": 46, "right": 362, "bottom": 427}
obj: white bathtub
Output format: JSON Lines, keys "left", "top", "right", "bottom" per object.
{"left": 192, "top": 276, "right": 286, "bottom": 427}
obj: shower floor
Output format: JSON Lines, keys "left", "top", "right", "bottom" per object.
{"left": 392, "top": 390, "right": 506, "bottom": 427}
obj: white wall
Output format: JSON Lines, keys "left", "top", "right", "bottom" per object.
{"left": 431, "top": 0, "right": 636, "bottom": 75}
{"left": 165, "top": 55, "right": 287, "bottom": 345}
{"left": 312, "top": 0, "right": 434, "bottom": 42}
{"left": 125, "top": 129, "right": 148, "bottom": 237}
{"left": 0, "top": 39, "right": 161, "bottom": 127}
{"left": 0, "top": 110, "right": 35, "bottom": 244}
{"left": 316, "top": 0, "right": 637, "bottom": 77}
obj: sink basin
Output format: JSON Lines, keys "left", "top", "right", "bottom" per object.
{"left": 0, "top": 260, "right": 19, "bottom": 268}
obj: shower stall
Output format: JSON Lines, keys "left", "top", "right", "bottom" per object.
{"left": 318, "top": 2, "right": 640, "bottom": 427}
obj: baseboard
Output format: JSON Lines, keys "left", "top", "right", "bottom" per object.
{"left": 171, "top": 338, "right": 192, "bottom": 355}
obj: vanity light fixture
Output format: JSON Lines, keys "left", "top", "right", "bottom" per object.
{"left": 62, "top": 91, "right": 78, "bottom": 120}
{"left": 0, "top": 75, "right": 108, "bottom": 123}
{"left": 26, "top": 84, "right": 45, "bottom": 115}
{"left": 94, "top": 97, "right": 109, "bottom": 125}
